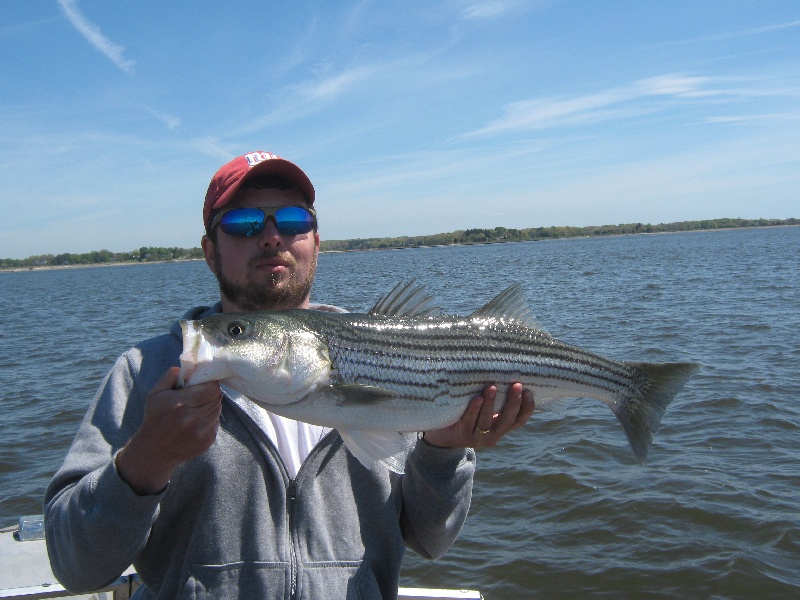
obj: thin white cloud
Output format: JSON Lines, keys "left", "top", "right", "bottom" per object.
{"left": 461, "top": 1, "right": 513, "bottom": 19}
{"left": 665, "top": 19, "right": 800, "bottom": 45}
{"left": 56, "top": 0, "right": 135, "bottom": 74}
{"left": 727, "top": 18, "right": 800, "bottom": 37}
{"left": 144, "top": 107, "right": 181, "bottom": 130}
{"left": 630, "top": 74, "right": 710, "bottom": 96}
{"left": 705, "top": 111, "right": 800, "bottom": 124}
{"left": 463, "top": 73, "right": 715, "bottom": 137}
{"left": 305, "top": 68, "right": 374, "bottom": 101}
{"left": 0, "top": 17, "right": 59, "bottom": 38}
{"left": 227, "top": 66, "right": 376, "bottom": 137}
{"left": 340, "top": 0, "right": 373, "bottom": 36}
{"left": 457, "top": 0, "right": 539, "bottom": 20}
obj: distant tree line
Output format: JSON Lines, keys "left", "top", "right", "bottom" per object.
{"left": 1, "top": 218, "right": 796, "bottom": 270}
{"left": 317, "top": 217, "right": 798, "bottom": 252}
{"left": 0, "top": 246, "right": 205, "bottom": 270}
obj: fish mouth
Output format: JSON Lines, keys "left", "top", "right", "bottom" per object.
{"left": 177, "top": 363, "right": 195, "bottom": 388}
{"left": 178, "top": 320, "right": 219, "bottom": 387}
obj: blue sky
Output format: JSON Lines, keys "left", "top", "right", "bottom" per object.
{"left": 1, "top": 1, "right": 799, "bottom": 259}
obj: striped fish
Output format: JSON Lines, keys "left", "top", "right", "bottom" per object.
{"left": 179, "top": 282, "right": 698, "bottom": 471}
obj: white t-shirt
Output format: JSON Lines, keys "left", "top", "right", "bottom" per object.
{"left": 223, "top": 387, "right": 331, "bottom": 479}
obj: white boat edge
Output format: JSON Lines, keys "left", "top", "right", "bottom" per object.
{"left": 0, "top": 520, "right": 483, "bottom": 599}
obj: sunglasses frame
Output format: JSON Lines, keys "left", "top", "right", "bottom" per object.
{"left": 209, "top": 205, "right": 317, "bottom": 237}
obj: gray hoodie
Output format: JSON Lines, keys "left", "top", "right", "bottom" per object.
{"left": 44, "top": 304, "right": 475, "bottom": 599}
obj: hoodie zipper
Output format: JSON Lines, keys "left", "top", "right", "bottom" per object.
{"left": 285, "top": 430, "right": 337, "bottom": 600}
{"left": 287, "top": 478, "right": 298, "bottom": 599}
{"left": 225, "top": 399, "right": 337, "bottom": 600}
{"left": 225, "top": 398, "right": 302, "bottom": 600}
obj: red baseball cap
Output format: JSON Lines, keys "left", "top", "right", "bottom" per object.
{"left": 203, "top": 151, "right": 315, "bottom": 232}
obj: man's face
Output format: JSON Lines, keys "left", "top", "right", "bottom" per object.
{"left": 201, "top": 187, "right": 320, "bottom": 312}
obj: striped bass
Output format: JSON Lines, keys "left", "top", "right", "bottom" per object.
{"left": 179, "top": 282, "right": 699, "bottom": 471}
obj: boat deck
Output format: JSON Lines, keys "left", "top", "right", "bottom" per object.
{"left": 1, "top": 518, "right": 481, "bottom": 599}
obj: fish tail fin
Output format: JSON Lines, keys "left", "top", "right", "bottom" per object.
{"left": 610, "top": 362, "right": 700, "bottom": 464}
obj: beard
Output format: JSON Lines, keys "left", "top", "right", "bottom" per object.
{"left": 215, "top": 245, "right": 317, "bottom": 311}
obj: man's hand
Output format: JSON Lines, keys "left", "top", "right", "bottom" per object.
{"left": 115, "top": 367, "right": 222, "bottom": 495}
{"left": 422, "top": 383, "right": 535, "bottom": 449}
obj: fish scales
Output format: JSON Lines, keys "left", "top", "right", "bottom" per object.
{"left": 295, "top": 311, "right": 643, "bottom": 406}
{"left": 330, "top": 327, "right": 630, "bottom": 399}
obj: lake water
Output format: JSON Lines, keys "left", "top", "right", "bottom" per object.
{"left": 1, "top": 226, "right": 798, "bottom": 598}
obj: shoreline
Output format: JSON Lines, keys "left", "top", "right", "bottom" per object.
{"left": 2, "top": 223, "right": 797, "bottom": 273}
{"left": 0, "top": 258, "right": 206, "bottom": 274}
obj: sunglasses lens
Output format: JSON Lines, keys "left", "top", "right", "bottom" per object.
{"left": 274, "top": 206, "right": 316, "bottom": 235}
{"left": 219, "top": 208, "right": 266, "bottom": 237}
{"left": 217, "top": 206, "right": 316, "bottom": 237}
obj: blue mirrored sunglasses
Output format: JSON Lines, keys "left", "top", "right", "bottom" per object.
{"left": 209, "top": 206, "right": 317, "bottom": 237}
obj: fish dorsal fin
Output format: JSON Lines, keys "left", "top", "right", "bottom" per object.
{"left": 468, "top": 283, "right": 545, "bottom": 331}
{"left": 369, "top": 281, "right": 442, "bottom": 318}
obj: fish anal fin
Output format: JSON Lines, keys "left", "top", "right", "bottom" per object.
{"left": 338, "top": 429, "right": 417, "bottom": 473}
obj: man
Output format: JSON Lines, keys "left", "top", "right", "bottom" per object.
{"left": 44, "top": 151, "right": 535, "bottom": 599}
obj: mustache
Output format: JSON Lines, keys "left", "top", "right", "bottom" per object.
{"left": 249, "top": 249, "right": 297, "bottom": 267}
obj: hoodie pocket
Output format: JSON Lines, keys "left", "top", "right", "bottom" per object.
{"left": 181, "top": 561, "right": 290, "bottom": 599}
{"left": 300, "top": 560, "right": 383, "bottom": 600}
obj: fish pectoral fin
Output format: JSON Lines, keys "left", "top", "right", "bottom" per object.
{"left": 338, "top": 429, "right": 417, "bottom": 474}
{"left": 332, "top": 384, "right": 398, "bottom": 405}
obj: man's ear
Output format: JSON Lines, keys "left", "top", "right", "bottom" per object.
{"left": 201, "top": 235, "right": 216, "bottom": 274}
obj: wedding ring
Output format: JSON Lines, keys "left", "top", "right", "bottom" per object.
{"left": 475, "top": 426, "right": 491, "bottom": 434}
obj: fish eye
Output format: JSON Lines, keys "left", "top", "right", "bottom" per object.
{"left": 227, "top": 321, "right": 249, "bottom": 338}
